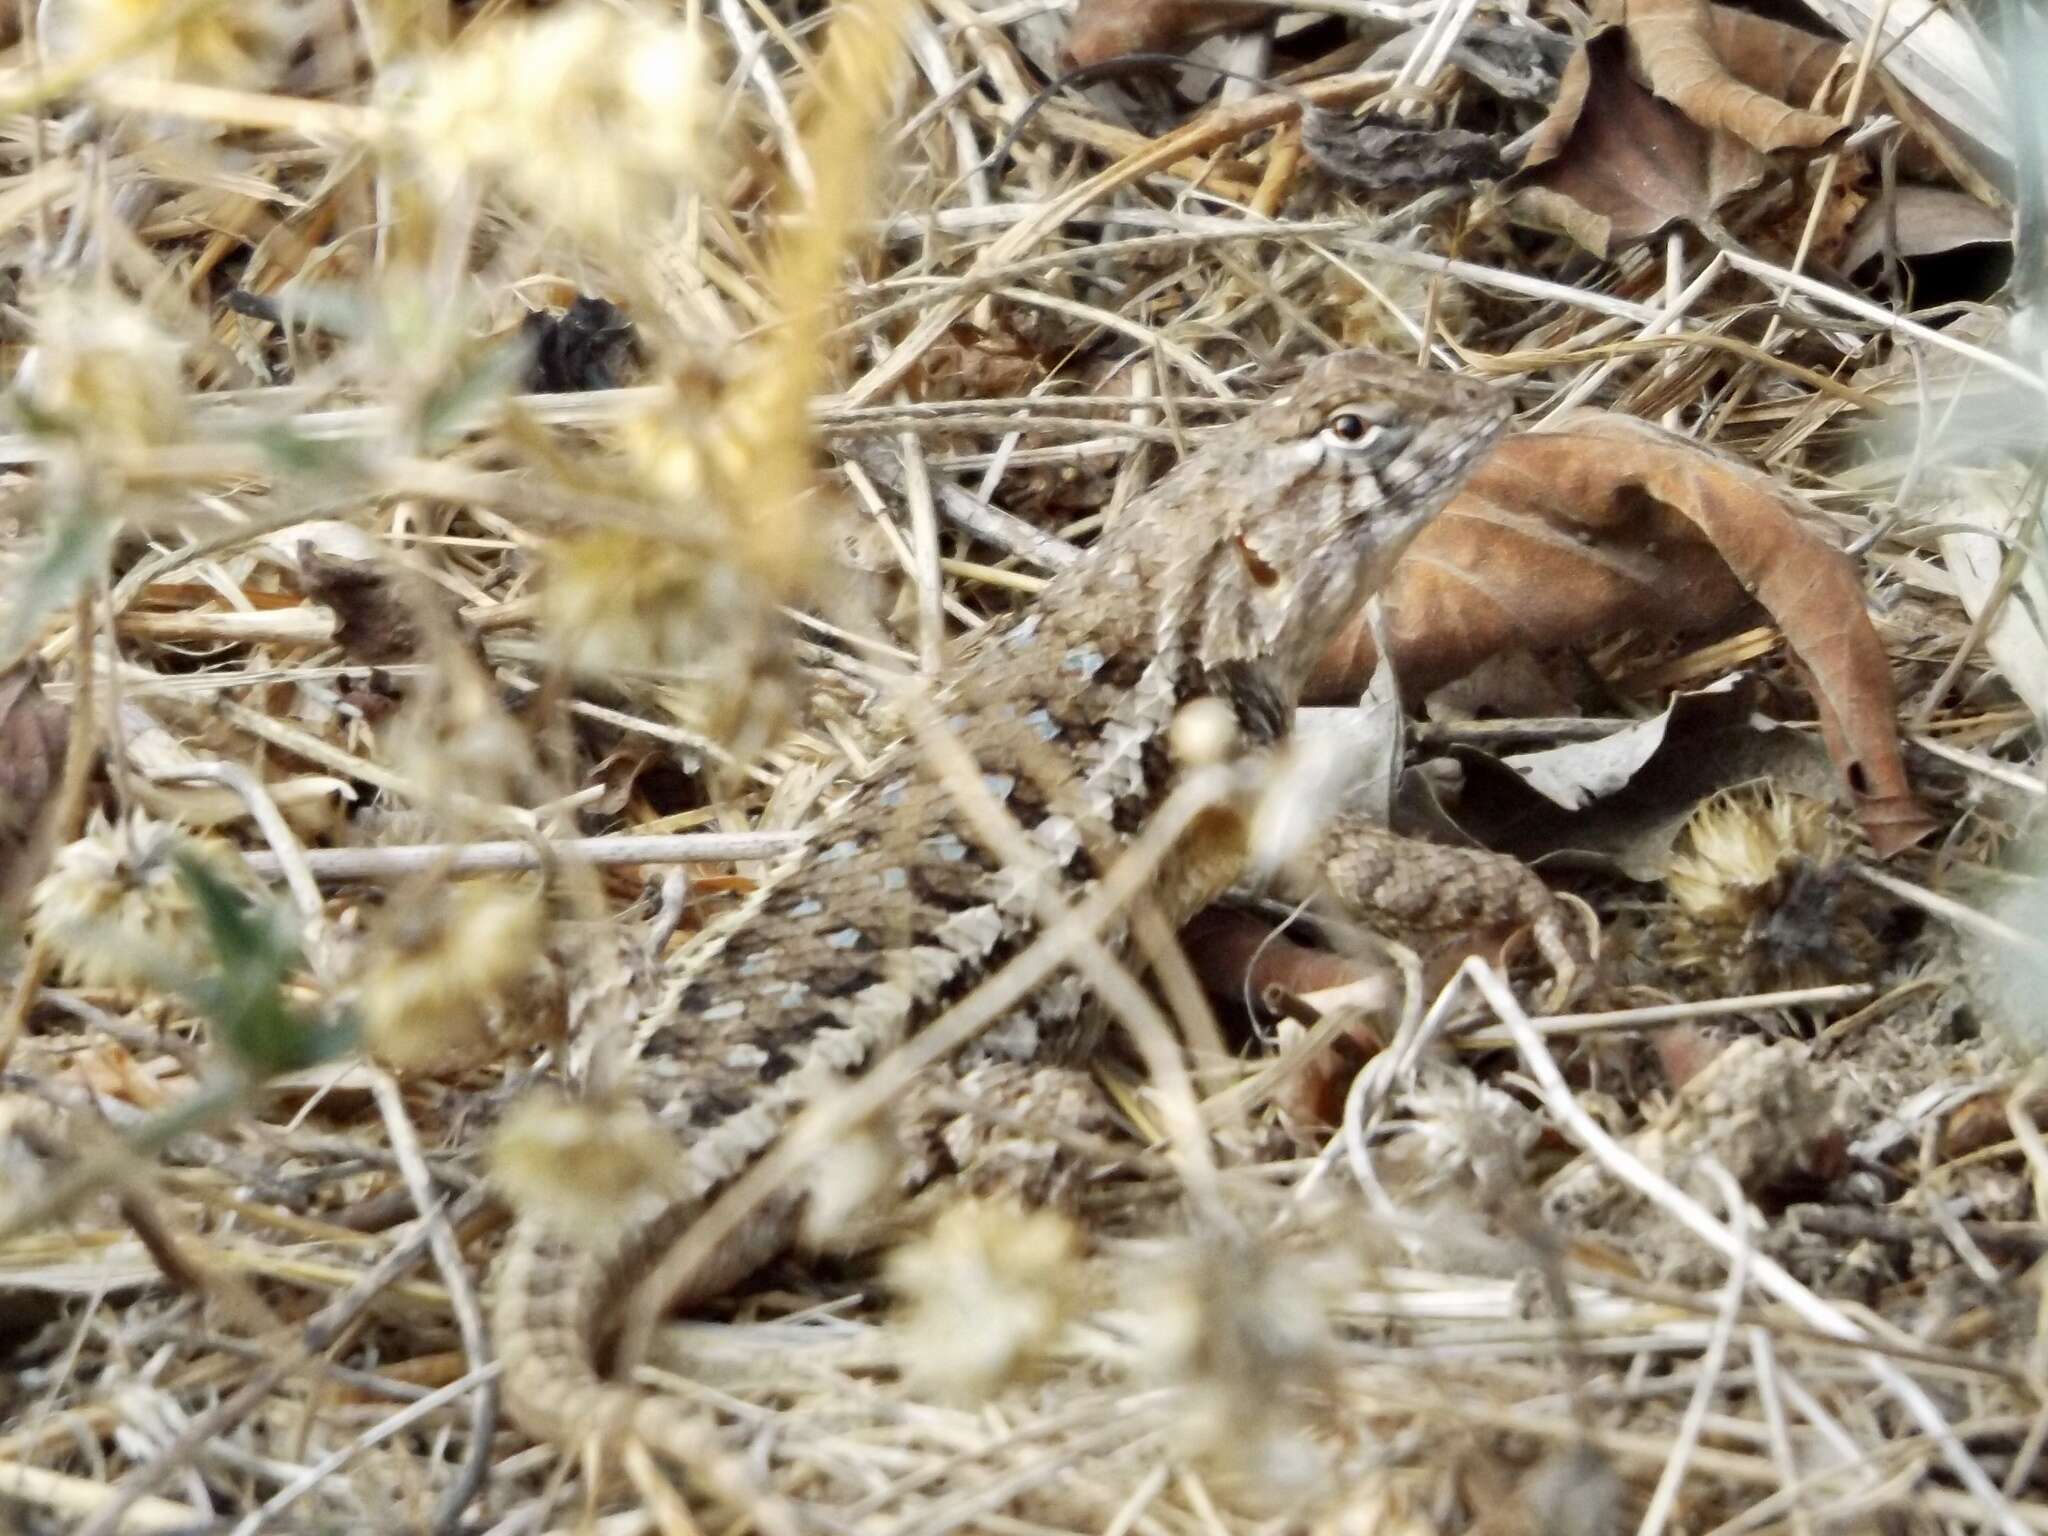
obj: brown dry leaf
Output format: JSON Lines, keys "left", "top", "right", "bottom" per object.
{"left": 1061, "top": 0, "right": 1267, "bottom": 67}
{"left": 1602, "top": 0, "right": 1845, "bottom": 154}
{"left": 1179, "top": 907, "right": 1386, "bottom": 1125}
{"left": 298, "top": 546, "right": 479, "bottom": 668}
{"left": 1308, "top": 416, "right": 1935, "bottom": 856}
{"left": 1509, "top": 8, "right": 1861, "bottom": 254}
{"left": 1181, "top": 905, "right": 1377, "bottom": 1011}
{"left": 1307, "top": 430, "right": 1747, "bottom": 700}
{"left": 1651, "top": 1022, "right": 1735, "bottom": 1090}
{"left": 0, "top": 662, "right": 71, "bottom": 854}
{"left": 1840, "top": 183, "right": 2012, "bottom": 272}
{"left": 1507, "top": 29, "right": 1764, "bottom": 255}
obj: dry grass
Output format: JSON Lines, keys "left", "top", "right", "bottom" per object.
{"left": 2, "top": 0, "right": 2046, "bottom": 1533}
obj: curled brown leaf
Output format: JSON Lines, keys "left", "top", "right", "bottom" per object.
{"left": 1179, "top": 906, "right": 1385, "bottom": 1124}
{"left": 1180, "top": 905, "right": 1377, "bottom": 1010}
{"left": 1507, "top": 6, "right": 1887, "bottom": 254}
{"left": 1508, "top": 29, "right": 1764, "bottom": 255}
{"left": 1306, "top": 416, "right": 1935, "bottom": 856}
{"left": 1607, "top": 0, "right": 1845, "bottom": 154}
{"left": 1840, "top": 184, "right": 2012, "bottom": 272}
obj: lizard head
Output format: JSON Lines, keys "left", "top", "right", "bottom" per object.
{"left": 1168, "top": 349, "right": 1511, "bottom": 687}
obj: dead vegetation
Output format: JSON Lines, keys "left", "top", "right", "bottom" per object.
{"left": 1, "top": 0, "right": 2046, "bottom": 1532}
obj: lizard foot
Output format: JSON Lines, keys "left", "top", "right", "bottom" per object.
{"left": 1312, "top": 812, "right": 1598, "bottom": 1010}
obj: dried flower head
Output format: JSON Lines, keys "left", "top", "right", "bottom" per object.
{"left": 44, "top": 0, "right": 286, "bottom": 86}
{"left": 357, "top": 878, "right": 562, "bottom": 1073}
{"left": 538, "top": 378, "right": 821, "bottom": 755}
{"left": 1132, "top": 1235, "right": 1344, "bottom": 1472}
{"left": 887, "top": 1197, "right": 1082, "bottom": 1398}
{"left": 1663, "top": 784, "right": 1872, "bottom": 986}
{"left": 400, "top": 3, "right": 715, "bottom": 247}
{"left": 618, "top": 382, "right": 822, "bottom": 598}
{"left": 30, "top": 811, "right": 249, "bottom": 991}
{"left": 543, "top": 528, "right": 739, "bottom": 675}
{"left": 1313, "top": 1466, "right": 1456, "bottom": 1536}
{"left": 1379, "top": 1061, "right": 1541, "bottom": 1202}
{"left": 23, "top": 291, "right": 187, "bottom": 455}
{"left": 489, "top": 1091, "right": 679, "bottom": 1242}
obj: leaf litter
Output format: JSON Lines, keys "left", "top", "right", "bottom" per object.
{"left": 0, "top": 0, "right": 2045, "bottom": 1533}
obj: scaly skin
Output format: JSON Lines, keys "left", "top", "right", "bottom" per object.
{"left": 493, "top": 351, "right": 1516, "bottom": 1500}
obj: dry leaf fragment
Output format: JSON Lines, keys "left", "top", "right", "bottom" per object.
{"left": 1508, "top": 29, "right": 1765, "bottom": 254}
{"left": 1433, "top": 676, "right": 1835, "bottom": 879}
{"left": 1507, "top": 6, "right": 1876, "bottom": 254}
{"left": 1933, "top": 468, "right": 2048, "bottom": 729}
{"left": 0, "top": 663, "right": 69, "bottom": 853}
{"left": 1308, "top": 417, "right": 1935, "bottom": 855}
{"left": 1840, "top": 184, "right": 2012, "bottom": 272}
{"left": 1796, "top": 0, "right": 2010, "bottom": 165}
{"left": 1545, "top": 414, "right": 1932, "bottom": 855}
{"left": 1181, "top": 905, "right": 1379, "bottom": 1011}
{"left": 1061, "top": 0, "right": 1267, "bottom": 67}
{"left": 298, "top": 546, "right": 479, "bottom": 668}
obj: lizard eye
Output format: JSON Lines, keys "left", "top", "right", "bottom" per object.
{"left": 1323, "top": 412, "right": 1379, "bottom": 447}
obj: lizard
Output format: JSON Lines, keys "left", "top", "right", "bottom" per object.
{"left": 493, "top": 348, "right": 1574, "bottom": 1506}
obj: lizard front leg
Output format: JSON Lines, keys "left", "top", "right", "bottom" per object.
{"left": 1293, "top": 811, "right": 1591, "bottom": 1005}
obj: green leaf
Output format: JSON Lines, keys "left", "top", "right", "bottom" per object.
{"left": 251, "top": 423, "right": 369, "bottom": 482}
{"left": 173, "top": 854, "right": 357, "bottom": 1078}
{"left": 0, "top": 502, "right": 111, "bottom": 668}
{"left": 414, "top": 335, "right": 532, "bottom": 449}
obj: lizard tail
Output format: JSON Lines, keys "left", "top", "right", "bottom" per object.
{"left": 494, "top": 1214, "right": 802, "bottom": 1535}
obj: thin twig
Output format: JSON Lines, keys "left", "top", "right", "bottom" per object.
{"left": 241, "top": 831, "right": 807, "bottom": 884}
{"left": 73, "top": 1186, "right": 493, "bottom": 1536}
{"left": 1476, "top": 959, "right": 2036, "bottom": 1536}
{"left": 366, "top": 1070, "right": 496, "bottom": 1534}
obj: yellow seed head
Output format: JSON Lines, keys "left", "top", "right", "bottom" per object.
{"left": 26, "top": 291, "right": 187, "bottom": 454}
{"left": 542, "top": 528, "right": 728, "bottom": 675}
{"left": 357, "top": 879, "right": 560, "bottom": 1073}
{"left": 887, "top": 1197, "right": 1083, "bottom": 1398}
{"left": 1662, "top": 784, "right": 1869, "bottom": 987}
{"left": 46, "top": 0, "right": 286, "bottom": 86}
{"left": 489, "top": 1091, "right": 679, "bottom": 1241}
{"left": 1666, "top": 785, "right": 1843, "bottom": 925}
{"left": 401, "top": 3, "right": 715, "bottom": 247}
